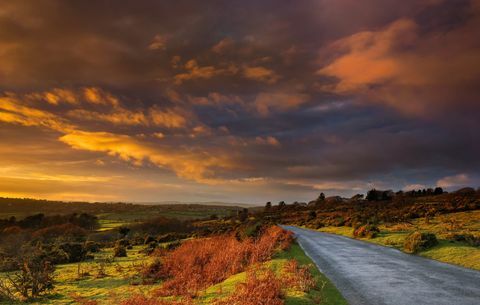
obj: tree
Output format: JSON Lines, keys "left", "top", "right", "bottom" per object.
{"left": 366, "top": 189, "right": 377, "bottom": 201}
{"left": 265, "top": 202, "right": 272, "bottom": 211}
{"left": 118, "top": 226, "right": 130, "bottom": 238}
{"left": 0, "top": 250, "right": 55, "bottom": 300}
{"left": 278, "top": 201, "right": 286, "bottom": 208}
{"left": 318, "top": 193, "right": 325, "bottom": 201}
{"left": 237, "top": 208, "right": 249, "bottom": 222}
{"left": 434, "top": 187, "right": 444, "bottom": 195}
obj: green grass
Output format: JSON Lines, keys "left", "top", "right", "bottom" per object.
{"left": 0, "top": 246, "right": 159, "bottom": 305}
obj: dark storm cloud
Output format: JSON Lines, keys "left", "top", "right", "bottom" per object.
{"left": 0, "top": 0, "right": 479, "bottom": 201}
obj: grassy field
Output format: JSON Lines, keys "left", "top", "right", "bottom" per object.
{"left": 95, "top": 206, "right": 240, "bottom": 231}
{"left": 0, "top": 242, "right": 347, "bottom": 305}
{"left": 314, "top": 210, "right": 480, "bottom": 270}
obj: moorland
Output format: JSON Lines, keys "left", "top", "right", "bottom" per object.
{"left": 0, "top": 186, "right": 479, "bottom": 304}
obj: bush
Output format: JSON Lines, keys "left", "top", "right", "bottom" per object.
{"left": 404, "top": 232, "right": 438, "bottom": 253}
{"left": 214, "top": 268, "right": 283, "bottom": 305}
{"left": 353, "top": 224, "right": 380, "bottom": 239}
{"left": 446, "top": 233, "right": 480, "bottom": 247}
{"left": 32, "top": 223, "right": 87, "bottom": 242}
{"left": 282, "top": 260, "right": 315, "bottom": 292}
{"left": 59, "top": 243, "right": 87, "bottom": 263}
{"left": 0, "top": 251, "right": 55, "bottom": 301}
{"left": 154, "top": 226, "right": 293, "bottom": 297}
{"left": 84, "top": 241, "right": 101, "bottom": 253}
{"left": 114, "top": 245, "right": 127, "bottom": 257}
{"left": 144, "top": 235, "right": 156, "bottom": 245}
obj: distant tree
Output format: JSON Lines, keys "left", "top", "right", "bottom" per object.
{"left": 318, "top": 193, "right": 325, "bottom": 201}
{"left": 118, "top": 227, "right": 130, "bottom": 238}
{"left": 308, "top": 211, "right": 317, "bottom": 220}
{"left": 278, "top": 201, "right": 286, "bottom": 208}
{"left": 237, "top": 208, "right": 249, "bottom": 222}
{"left": 433, "top": 187, "right": 444, "bottom": 195}
{"left": 366, "top": 189, "right": 377, "bottom": 201}
{"left": 265, "top": 202, "right": 272, "bottom": 211}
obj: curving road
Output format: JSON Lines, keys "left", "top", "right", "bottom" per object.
{"left": 282, "top": 226, "right": 480, "bottom": 305}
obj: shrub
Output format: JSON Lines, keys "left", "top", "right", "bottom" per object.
{"left": 144, "top": 235, "right": 156, "bottom": 245}
{"left": 404, "top": 232, "right": 438, "bottom": 253}
{"left": 43, "top": 246, "right": 70, "bottom": 264}
{"left": 446, "top": 233, "right": 480, "bottom": 247}
{"left": 214, "top": 268, "right": 283, "bottom": 305}
{"left": 32, "top": 223, "right": 87, "bottom": 242}
{"left": 155, "top": 226, "right": 293, "bottom": 297}
{"left": 116, "top": 239, "right": 130, "bottom": 247}
{"left": 84, "top": 241, "right": 101, "bottom": 253}
{"left": 59, "top": 243, "right": 87, "bottom": 263}
{"left": 282, "top": 260, "right": 315, "bottom": 292}
{"left": 353, "top": 224, "right": 380, "bottom": 239}
{"left": 0, "top": 251, "right": 55, "bottom": 300}
{"left": 114, "top": 245, "right": 127, "bottom": 257}
{"left": 139, "top": 259, "right": 164, "bottom": 285}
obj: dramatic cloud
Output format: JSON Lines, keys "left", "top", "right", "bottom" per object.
{"left": 0, "top": 0, "right": 479, "bottom": 202}
{"left": 317, "top": 1, "right": 480, "bottom": 115}
{"left": 59, "top": 130, "right": 233, "bottom": 183}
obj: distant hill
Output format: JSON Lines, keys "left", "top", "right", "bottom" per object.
{"left": 0, "top": 197, "right": 246, "bottom": 218}
{"left": 136, "top": 201, "right": 257, "bottom": 207}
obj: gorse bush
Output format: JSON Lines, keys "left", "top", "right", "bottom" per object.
{"left": 154, "top": 226, "right": 293, "bottom": 297}
{"left": 404, "top": 231, "right": 438, "bottom": 253}
{"left": 353, "top": 224, "right": 380, "bottom": 239}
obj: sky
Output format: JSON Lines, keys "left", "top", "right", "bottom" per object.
{"left": 0, "top": 0, "right": 479, "bottom": 204}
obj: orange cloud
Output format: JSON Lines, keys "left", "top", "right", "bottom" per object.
{"left": 68, "top": 108, "right": 149, "bottom": 126}
{"left": 83, "top": 87, "right": 119, "bottom": 106}
{"left": 255, "top": 136, "right": 281, "bottom": 147}
{"left": 174, "top": 59, "right": 236, "bottom": 85}
{"left": 0, "top": 96, "right": 74, "bottom": 132}
{"left": 317, "top": 3, "right": 480, "bottom": 115}
{"left": 59, "top": 130, "right": 232, "bottom": 183}
{"left": 212, "top": 37, "right": 235, "bottom": 54}
{"left": 254, "top": 92, "right": 309, "bottom": 116}
{"left": 243, "top": 66, "right": 280, "bottom": 84}
{"left": 148, "top": 34, "right": 168, "bottom": 50}
{"left": 149, "top": 107, "right": 189, "bottom": 128}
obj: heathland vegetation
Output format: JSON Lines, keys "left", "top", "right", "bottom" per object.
{"left": 0, "top": 198, "right": 345, "bottom": 304}
{"left": 0, "top": 186, "right": 479, "bottom": 304}
{"left": 269, "top": 187, "right": 480, "bottom": 270}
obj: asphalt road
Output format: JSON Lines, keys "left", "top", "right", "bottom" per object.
{"left": 282, "top": 226, "right": 480, "bottom": 305}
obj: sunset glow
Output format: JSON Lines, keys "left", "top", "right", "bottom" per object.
{"left": 0, "top": 0, "right": 479, "bottom": 203}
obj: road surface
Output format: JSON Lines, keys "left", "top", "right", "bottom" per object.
{"left": 282, "top": 226, "right": 480, "bottom": 305}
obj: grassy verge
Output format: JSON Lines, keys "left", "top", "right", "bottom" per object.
{"left": 198, "top": 242, "right": 348, "bottom": 305}
{"left": 313, "top": 210, "right": 480, "bottom": 270}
